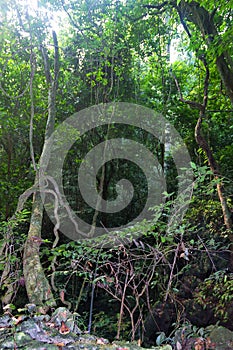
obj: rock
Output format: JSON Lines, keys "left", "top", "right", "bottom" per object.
{"left": 0, "top": 309, "right": 173, "bottom": 349}
{"left": 78, "top": 334, "right": 98, "bottom": 343}
{"left": 22, "top": 341, "right": 59, "bottom": 350}
{"left": 34, "top": 314, "right": 50, "bottom": 322}
{"left": 183, "top": 299, "right": 215, "bottom": 327}
{"left": 25, "top": 303, "right": 37, "bottom": 314}
{"left": 0, "top": 315, "right": 13, "bottom": 328}
{"left": 51, "top": 307, "right": 72, "bottom": 325}
{"left": 112, "top": 340, "right": 172, "bottom": 349}
{"left": 143, "top": 302, "right": 176, "bottom": 345}
{"left": 50, "top": 307, "right": 81, "bottom": 334}
{"left": 18, "top": 318, "right": 45, "bottom": 338}
{"left": 209, "top": 326, "right": 233, "bottom": 350}
{"left": 0, "top": 332, "right": 32, "bottom": 348}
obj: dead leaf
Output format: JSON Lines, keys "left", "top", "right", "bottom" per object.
{"left": 194, "top": 337, "right": 205, "bottom": 350}
{"left": 206, "top": 337, "right": 216, "bottom": 349}
{"left": 14, "top": 316, "right": 24, "bottom": 325}
{"left": 96, "top": 338, "right": 106, "bottom": 344}
{"left": 59, "top": 321, "right": 70, "bottom": 334}
{"left": 60, "top": 289, "right": 65, "bottom": 303}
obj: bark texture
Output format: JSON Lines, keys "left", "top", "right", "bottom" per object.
{"left": 177, "top": 0, "right": 233, "bottom": 105}
{"left": 23, "top": 31, "right": 59, "bottom": 308}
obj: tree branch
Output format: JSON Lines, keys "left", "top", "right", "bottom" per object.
{"left": 142, "top": 2, "right": 168, "bottom": 10}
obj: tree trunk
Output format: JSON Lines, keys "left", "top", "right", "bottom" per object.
{"left": 176, "top": 0, "right": 233, "bottom": 268}
{"left": 195, "top": 114, "right": 233, "bottom": 269}
{"left": 173, "top": 51, "right": 233, "bottom": 268}
{"left": 195, "top": 116, "right": 232, "bottom": 231}
{"left": 23, "top": 31, "right": 59, "bottom": 309}
{"left": 177, "top": 1, "right": 233, "bottom": 105}
{"left": 23, "top": 191, "right": 56, "bottom": 309}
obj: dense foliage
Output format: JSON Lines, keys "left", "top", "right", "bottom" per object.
{"left": 0, "top": 0, "right": 232, "bottom": 346}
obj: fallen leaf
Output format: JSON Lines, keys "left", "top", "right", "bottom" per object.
{"left": 14, "top": 316, "right": 24, "bottom": 325}
{"left": 194, "top": 337, "right": 205, "bottom": 350}
{"left": 206, "top": 337, "right": 216, "bottom": 349}
{"left": 96, "top": 338, "right": 106, "bottom": 344}
{"left": 60, "top": 289, "right": 65, "bottom": 303}
{"left": 59, "top": 321, "right": 70, "bottom": 334}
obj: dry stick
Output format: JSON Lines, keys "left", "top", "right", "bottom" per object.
{"left": 87, "top": 242, "right": 104, "bottom": 334}
{"left": 164, "top": 242, "right": 180, "bottom": 303}
{"left": 87, "top": 273, "right": 95, "bottom": 334}
{"left": 111, "top": 248, "right": 156, "bottom": 339}
{"left": 197, "top": 234, "right": 217, "bottom": 272}
{"left": 75, "top": 277, "right": 87, "bottom": 312}
{"left": 101, "top": 282, "right": 132, "bottom": 329}
{"left": 129, "top": 280, "right": 146, "bottom": 341}
{"left": 127, "top": 260, "right": 138, "bottom": 340}
{"left": 117, "top": 270, "right": 132, "bottom": 339}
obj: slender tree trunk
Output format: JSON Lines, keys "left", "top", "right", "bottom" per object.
{"left": 23, "top": 31, "right": 59, "bottom": 309}
{"left": 173, "top": 53, "right": 233, "bottom": 269}
{"left": 174, "top": 0, "right": 233, "bottom": 268}
{"left": 195, "top": 115, "right": 232, "bottom": 230}
{"left": 23, "top": 190, "right": 56, "bottom": 309}
{"left": 178, "top": 0, "right": 233, "bottom": 105}
{"left": 195, "top": 114, "right": 233, "bottom": 269}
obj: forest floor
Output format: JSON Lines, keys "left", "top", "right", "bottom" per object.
{"left": 0, "top": 307, "right": 233, "bottom": 349}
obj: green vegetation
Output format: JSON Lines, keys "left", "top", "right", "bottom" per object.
{"left": 0, "top": 0, "right": 232, "bottom": 346}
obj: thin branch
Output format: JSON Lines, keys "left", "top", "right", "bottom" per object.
{"left": 172, "top": 72, "right": 204, "bottom": 111}
{"left": 201, "top": 55, "right": 209, "bottom": 109}
{"left": 142, "top": 2, "right": 168, "bottom": 10}
{"left": 52, "top": 30, "right": 59, "bottom": 87}
{"left": 40, "top": 45, "right": 52, "bottom": 85}
{"left": 197, "top": 235, "right": 217, "bottom": 271}
{"left": 164, "top": 242, "right": 180, "bottom": 303}
{"left": 29, "top": 50, "right": 37, "bottom": 172}
{"left": 16, "top": 184, "right": 39, "bottom": 212}
{"left": 175, "top": 5, "right": 192, "bottom": 38}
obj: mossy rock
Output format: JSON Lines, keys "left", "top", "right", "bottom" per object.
{"left": 209, "top": 326, "right": 233, "bottom": 350}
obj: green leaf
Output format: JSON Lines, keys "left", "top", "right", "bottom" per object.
{"left": 156, "top": 332, "right": 166, "bottom": 346}
{"left": 161, "top": 236, "right": 166, "bottom": 243}
{"left": 190, "top": 161, "right": 197, "bottom": 170}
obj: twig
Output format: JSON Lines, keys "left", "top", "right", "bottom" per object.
{"left": 164, "top": 243, "right": 180, "bottom": 303}
{"left": 197, "top": 235, "right": 217, "bottom": 271}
